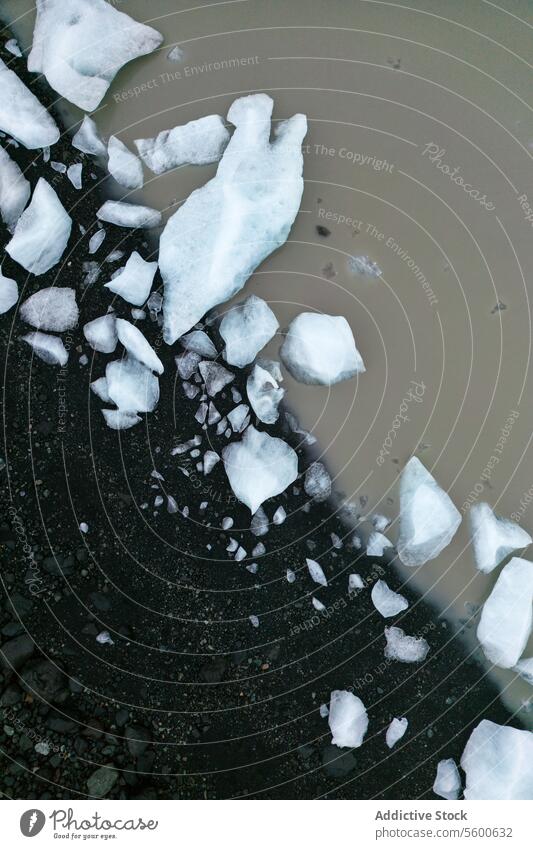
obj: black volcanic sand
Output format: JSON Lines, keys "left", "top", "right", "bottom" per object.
{"left": 0, "top": 42, "right": 521, "bottom": 800}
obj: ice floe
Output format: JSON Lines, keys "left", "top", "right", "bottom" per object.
{"left": 386, "top": 717, "right": 408, "bottom": 749}
{"left": 20, "top": 287, "right": 78, "bottom": 331}
{"left": 107, "top": 136, "right": 143, "bottom": 189}
{"left": 476, "top": 556, "right": 533, "bottom": 668}
{"left": 371, "top": 580, "right": 408, "bottom": 618}
{"left": 116, "top": 319, "right": 163, "bottom": 374}
{"left": 0, "top": 145, "right": 30, "bottom": 231}
{"left": 328, "top": 690, "right": 368, "bottom": 749}
{"left": 220, "top": 295, "right": 279, "bottom": 367}
{"left": 83, "top": 313, "right": 118, "bottom": 353}
{"left": 21, "top": 331, "right": 68, "bottom": 366}
{"left": 246, "top": 364, "right": 284, "bottom": 423}
{"left": 97, "top": 200, "right": 161, "bottom": 229}
{"left": 280, "top": 312, "right": 365, "bottom": 385}
{"left": 384, "top": 626, "right": 430, "bottom": 663}
{"left": 72, "top": 116, "right": 107, "bottom": 158}
{"left": 104, "top": 252, "right": 157, "bottom": 305}
{"left": 0, "top": 58, "right": 59, "bottom": 148}
{"left": 106, "top": 358, "right": 159, "bottom": 413}
{"left": 135, "top": 115, "right": 230, "bottom": 173}
{"left": 6, "top": 179, "right": 72, "bottom": 275}
{"left": 461, "top": 720, "right": 533, "bottom": 799}
{"left": 433, "top": 759, "right": 461, "bottom": 800}
{"left": 469, "top": 502, "right": 531, "bottom": 574}
{"left": 0, "top": 270, "right": 18, "bottom": 314}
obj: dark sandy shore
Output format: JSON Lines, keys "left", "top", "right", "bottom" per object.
{"left": 0, "top": 40, "right": 521, "bottom": 800}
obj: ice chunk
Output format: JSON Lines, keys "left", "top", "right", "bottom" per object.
{"left": 181, "top": 330, "right": 217, "bottom": 358}
{"left": 104, "top": 252, "right": 157, "bottom": 306}
{"left": 220, "top": 295, "right": 279, "bottom": 367}
{"left": 348, "top": 573, "right": 364, "bottom": 591}
{"left": 107, "top": 136, "right": 143, "bottom": 189}
{"left": 21, "top": 331, "right": 68, "bottom": 366}
{"left": 273, "top": 506, "right": 286, "bottom": 525}
{"left": 6, "top": 179, "right": 72, "bottom": 275}
{"left": 306, "top": 557, "right": 327, "bottom": 586}
{"left": 116, "top": 319, "right": 163, "bottom": 374}
{"left": 0, "top": 271, "right": 18, "bottom": 314}
{"left": 367, "top": 532, "right": 393, "bottom": 557}
{"left": 20, "top": 287, "right": 78, "bottom": 331}
{"left": 89, "top": 229, "right": 106, "bottom": 255}
{"left": 251, "top": 506, "right": 269, "bottom": 536}
{"left": 476, "top": 556, "right": 533, "bottom": 668}
{"left": 135, "top": 115, "right": 230, "bottom": 174}
{"left": 83, "top": 313, "right": 117, "bottom": 353}
{"left": 0, "top": 58, "right": 59, "bottom": 149}
{"left": 0, "top": 145, "right": 30, "bottom": 231}
{"left": 97, "top": 200, "right": 161, "bottom": 229}
{"left": 397, "top": 457, "right": 461, "bottom": 567}
{"left": 90, "top": 376, "right": 111, "bottom": 402}
{"left": 203, "top": 451, "right": 220, "bottom": 474}
{"left": 312, "top": 597, "right": 326, "bottom": 612}
{"left": 72, "top": 115, "right": 106, "bottom": 157}
{"left": 328, "top": 690, "right": 368, "bottom": 749}
{"left": 28, "top": 0, "right": 163, "bottom": 111}
{"left": 227, "top": 404, "right": 250, "bottom": 433}
{"left": 384, "top": 626, "right": 429, "bottom": 663}
{"left": 433, "top": 758, "right": 461, "bottom": 800}
{"left": 514, "top": 657, "right": 533, "bottom": 685}
{"left": 102, "top": 409, "right": 141, "bottom": 430}
{"left": 285, "top": 410, "right": 317, "bottom": 446}
{"left": 461, "top": 720, "right": 533, "bottom": 799}
{"left": 280, "top": 312, "right": 364, "bottom": 385}
{"left": 5, "top": 38, "right": 22, "bottom": 58}
{"left": 222, "top": 425, "right": 298, "bottom": 514}
{"left": 159, "top": 93, "right": 307, "bottom": 343}
{"left": 67, "top": 163, "right": 82, "bottom": 189}
{"left": 106, "top": 358, "right": 159, "bottom": 413}
{"left": 304, "top": 462, "right": 331, "bottom": 502}
{"left": 176, "top": 350, "right": 200, "bottom": 380}
{"left": 198, "top": 361, "right": 234, "bottom": 396}
{"left": 371, "top": 580, "right": 408, "bottom": 617}
{"left": 386, "top": 717, "right": 408, "bottom": 749}
{"left": 469, "top": 502, "right": 531, "bottom": 574}
{"left": 246, "top": 363, "right": 284, "bottom": 423}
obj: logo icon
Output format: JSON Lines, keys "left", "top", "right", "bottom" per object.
{"left": 20, "top": 810, "right": 46, "bottom": 837}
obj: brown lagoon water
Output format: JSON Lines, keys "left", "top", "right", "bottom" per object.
{"left": 4, "top": 0, "right": 533, "bottom": 722}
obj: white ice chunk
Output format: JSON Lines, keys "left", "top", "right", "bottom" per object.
{"left": 476, "top": 556, "right": 533, "bottom": 668}
{"left": 384, "top": 626, "right": 430, "bottom": 663}
{"left": 397, "top": 457, "right": 461, "bottom": 567}
{"left": 72, "top": 115, "right": 106, "bottom": 157}
{"left": 83, "top": 313, "right": 117, "bottom": 353}
{"left": 312, "top": 597, "right": 326, "bottom": 612}
{"left": 0, "top": 58, "right": 59, "bottom": 149}
{"left": 461, "top": 720, "right": 533, "bottom": 799}
{"left": 90, "top": 376, "right": 111, "bottom": 402}
{"left": 116, "top": 318, "right": 163, "bottom": 374}
{"left": 135, "top": 114, "right": 230, "bottom": 174}
{"left": 514, "top": 657, "right": 533, "bottom": 685}
{"left": 0, "top": 270, "right": 18, "bottom": 314}
{"left": 304, "top": 462, "right": 331, "bottom": 502}
{"left": 386, "top": 717, "right": 408, "bottom": 749}
{"left": 348, "top": 573, "right": 364, "bottom": 591}
{"left": 227, "top": 404, "right": 250, "bottom": 433}
{"left": 28, "top": 0, "right": 163, "bottom": 111}
{"left": 67, "top": 163, "right": 82, "bottom": 189}
{"left": 203, "top": 450, "right": 220, "bottom": 474}
{"left": 246, "top": 363, "right": 284, "bottom": 424}
{"left": 367, "top": 532, "right": 393, "bottom": 557}
{"left": 106, "top": 358, "right": 159, "bottom": 413}
{"left": 181, "top": 330, "right": 217, "bottom": 358}
{"left": 280, "top": 312, "right": 365, "bottom": 385}
{"left": 328, "top": 690, "right": 368, "bottom": 749}
{"left": 222, "top": 425, "right": 298, "bottom": 514}
{"left": 469, "top": 502, "right": 531, "bottom": 574}
{"left": 5, "top": 38, "right": 22, "bottom": 58}
{"left": 273, "top": 506, "right": 286, "bottom": 525}
{"left": 97, "top": 200, "right": 161, "bottom": 229}
{"left": 159, "top": 93, "right": 307, "bottom": 343}
{"left": 198, "top": 360, "right": 234, "bottom": 396}
{"left": 104, "top": 251, "right": 157, "bottom": 305}
{"left": 102, "top": 409, "right": 141, "bottom": 430}
{"left": 6, "top": 178, "right": 72, "bottom": 275}
{"left": 21, "top": 330, "right": 68, "bottom": 366}
{"left": 220, "top": 295, "right": 279, "bottom": 367}
{"left": 107, "top": 136, "right": 143, "bottom": 189}
{"left": 88, "top": 229, "right": 106, "bottom": 254}
{"left": 0, "top": 144, "right": 30, "bottom": 231}
{"left": 20, "top": 287, "right": 78, "bottom": 331}
{"left": 250, "top": 505, "right": 269, "bottom": 536}
{"left": 306, "top": 557, "right": 327, "bottom": 587}
{"left": 371, "top": 580, "right": 408, "bottom": 618}
{"left": 433, "top": 758, "right": 461, "bottom": 800}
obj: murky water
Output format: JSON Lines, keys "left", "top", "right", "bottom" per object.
{"left": 4, "top": 0, "right": 533, "bottom": 721}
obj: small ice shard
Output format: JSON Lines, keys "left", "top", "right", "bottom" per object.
{"left": 5, "top": 38, "right": 22, "bottom": 58}
{"left": 198, "top": 361, "right": 234, "bottom": 396}
{"left": 285, "top": 410, "right": 316, "bottom": 446}
{"left": 102, "top": 409, "right": 141, "bottom": 430}
{"left": 181, "top": 330, "right": 217, "bottom": 358}
{"left": 96, "top": 630, "right": 114, "bottom": 645}
{"left": 135, "top": 114, "right": 230, "bottom": 174}
{"left": 0, "top": 271, "right": 18, "bottom": 314}
{"left": 104, "top": 252, "right": 157, "bottom": 305}
{"left": 72, "top": 115, "right": 106, "bottom": 157}
{"left": 328, "top": 690, "right": 368, "bottom": 749}
{"left": 476, "top": 556, "right": 533, "bottom": 668}
{"left": 227, "top": 404, "right": 250, "bottom": 433}
{"left": 371, "top": 580, "right": 408, "bottom": 618}
{"left": 79, "top": 521, "right": 89, "bottom": 533}
{"left": 349, "top": 573, "right": 364, "bottom": 591}
{"left": 167, "top": 46, "right": 183, "bottom": 62}
{"left": 20, "top": 287, "right": 78, "bottom": 331}
{"left": 106, "top": 358, "right": 159, "bottom": 413}
{"left": 90, "top": 376, "right": 111, "bottom": 402}
{"left": 249, "top": 614, "right": 259, "bottom": 628}
{"left": 514, "top": 657, "right": 533, "bottom": 685}
{"left": 273, "top": 506, "right": 286, "bottom": 525}
{"left": 312, "top": 597, "right": 326, "bottom": 612}
{"left": 280, "top": 312, "right": 364, "bottom": 385}
{"left": 28, "top": 0, "right": 163, "bottom": 111}
{"left": 88, "top": 229, "right": 106, "bottom": 254}
{"left": 306, "top": 557, "right": 327, "bottom": 587}
{"left": 67, "top": 163, "right": 82, "bottom": 189}
{"left": 0, "top": 145, "right": 30, "bottom": 231}
{"left": 0, "top": 58, "right": 59, "bottom": 148}
{"left": 222, "top": 517, "right": 234, "bottom": 530}
{"left": 461, "top": 720, "right": 533, "bottom": 799}
{"left": 397, "top": 457, "right": 461, "bottom": 567}
{"left": 203, "top": 450, "right": 220, "bottom": 474}
{"left": 250, "top": 506, "right": 269, "bottom": 536}
{"left": 220, "top": 295, "right": 279, "bottom": 367}
{"left": 469, "top": 502, "right": 531, "bottom": 574}
{"left": 384, "top": 626, "right": 430, "bottom": 663}
{"left": 386, "top": 717, "right": 408, "bottom": 749}
{"left": 97, "top": 200, "right": 161, "bottom": 229}
{"left": 320, "top": 703, "right": 329, "bottom": 718}
{"left": 252, "top": 542, "right": 265, "bottom": 557}
{"left": 372, "top": 513, "right": 390, "bottom": 532}
{"left": 366, "top": 532, "right": 393, "bottom": 557}
{"left": 222, "top": 425, "right": 298, "bottom": 514}
{"left": 159, "top": 93, "right": 307, "bottom": 343}
{"left": 83, "top": 313, "right": 117, "bottom": 353}
{"left": 207, "top": 402, "right": 221, "bottom": 425}
{"left": 247, "top": 363, "right": 284, "bottom": 423}
{"left": 349, "top": 255, "right": 382, "bottom": 277}
{"left": 195, "top": 402, "right": 208, "bottom": 424}
{"left": 433, "top": 758, "right": 461, "bottom": 800}
{"left": 304, "top": 462, "right": 331, "bottom": 502}
{"left": 176, "top": 351, "right": 200, "bottom": 380}
{"left": 21, "top": 331, "right": 68, "bottom": 366}
{"left": 6, "top": 179, "right": 72, "bottom": 275}
{"left": 116, "top": 319, "right": 164, "bottom": 374}
{"left": 287, "top": 568, "right": 296, "bottom": 583}
{"left": 107, "top": 136, "right": 143, "bottom": 189}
